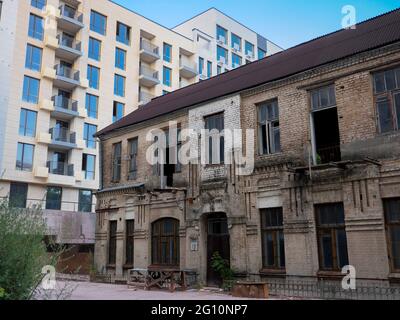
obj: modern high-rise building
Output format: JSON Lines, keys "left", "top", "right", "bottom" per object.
{"left": 0, "top": 0, "right": 282, "bottom": 266}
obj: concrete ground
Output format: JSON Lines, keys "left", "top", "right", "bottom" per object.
{"left": 56, "top": 281, "right": 264, "bottom": 300}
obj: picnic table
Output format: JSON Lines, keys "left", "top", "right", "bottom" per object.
{"left": 128, "top": 267, "right": 196, "bottom": 292}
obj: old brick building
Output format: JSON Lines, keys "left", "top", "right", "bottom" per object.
{"left": 94, "top": 10, "right": 400, "bottom": 287}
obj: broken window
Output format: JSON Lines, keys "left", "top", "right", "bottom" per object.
{"left": 258, "top": 100, "right": 280, "bottom": 155}
{"left": 128, "top": 138, "right": 138, "bottom": 180}
{"left": 151, "top": 218, "right": 179, "bottom": 266}
{"left": 383, "top": 198, "right": 400, "bottom": 272}
{"left": 125, "top": 219, "right": 134, "bottom": 265}
{"left": 204, "top": 113, "right": 224, "bottom": 164}
{"left": 310, "top": 85, "right": 341, "bottom": 164}
{"left": 373, "top": 67, "right": 400, "bottom": 133}
{"left": 108, "top": 221, "right": 117, "bottom": 265}
{"left": 260, "top": 208, "right": 285, "bottom": 270}
{"left": 315, "top": 203, "right": 349, "bottom": 271}
{"left": 112, "top": 142, "right": 122, "bottom": 182}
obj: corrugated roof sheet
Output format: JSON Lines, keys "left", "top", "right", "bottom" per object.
{"left": 96, "top": 8, "right": 400, "bottom": 138}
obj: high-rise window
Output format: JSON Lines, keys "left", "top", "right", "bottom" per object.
{"left": 258, "top": 100, "right": 280, "bottom": 155}
{"left": 88, "top": 37, "right": 101, "bottom": 61}
{"left": 115, "top": 47, "right": 126, "bottom": 70}
{"left": 46, "top": 186, "right": 62, "bottom": 210}
{"left": 87, "top": 65, "right": 100, "bottom": 89}
{"left": 163, "top": 66, "right": 172, "bottom": 87}
{"left": 128, "top": 137, "right": 138, "bottom": 180}
{"left": 207, "top": 61, "right": 212, "bottom": 78}
{"left": 0, "top": 1, "right": 2, "bottom": 21}
{"left": 217, "top": 46, "right": 228, "bottom": 63}
{"left": 82, "top": 153, "right": 95, "bottom": 180}
{"left": 199, "top": 57, "right": 204, "bottom": 75}
{"left": 90, "top": 10, "right": 107, "bottom": 35}
{"left": 78, "top": 190, "right": 93, "bottom": 213}
{"left": 16, "top": 143, "right": 34, "bottom": 171}
{"left": 84, "top": 123, "right": 97, "bottom": 149}
{"left": 114, "top": 74, "right": 125, "bottom": 97}
{"left": 25, "top": 44, "right": 42, "bottom": 71}
{"left": 383, "top": 198, "right": 400, "bottom": 272}
{"left": 261, "top": 207, "right": 285, "bottom": 270}
{"left": 19, "top": 109, "right": 37, "bottom": 137}
{"left": 232, "top": 53, "right": 242, "bottom": 68}
{"left": 112, "top": 142, "right": 122, "bottom": 182}
{"left": 163, "top": 43, "right": 172, "bottom": 62}
{"left": 28, "top": 14, "right": 43, "bottom": 40}
{"left": 204, "top": 112, "right": 224, "bottom": 164}
{"left": 216, "top": 25, "right": 227, "bottom": 44}
{"left": 85, "top": 94, "right": 98, "bottom": 119}
{"left": 108, "top": 221, "right": 117, "bottom": 265}
{"left": 231, "top": 33, "right": 242, "bottom": 51}
{"left": 125, "top": 220, "right": 134, "bottom": 265}
{"left": 258, "top": 48, "right": 267, "bottom": 59}
{"left": 245, "top": 41, "right": 254, "bottom": 58}
{"left": 373, "top": 67, "right": 400, "bottom": 133}
{"left": 31, "top": 0, "right": 46, "bottom": 10}
{"left": 116, "top": 21, "right": 130, "bottom": 45}
{"left": 9, "top": 183, "right": 28, "bottom": 208}
{"left": 113, "top": 101, "right": 124, "bottom": 123}
{"left": 22, "top": 76, "right": 40, "bottom": 103}
{"left": 315, "top": 203, "right": 349, "bottom": 271}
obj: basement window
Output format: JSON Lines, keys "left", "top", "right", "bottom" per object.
{"left": 373, "top": 67, "right": 400, "bottom": 133}
{"left": 310, "top": 85, "right": 341, "bottom": 164}
{"left": 258, "top": 100, "right": 280, "bottom": 155}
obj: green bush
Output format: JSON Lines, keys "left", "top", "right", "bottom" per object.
{"left": 210, "top": 252, "right": 235, "bottom": 291}
{"left": 0, "top": 201, "right": 60, "bottom": 300}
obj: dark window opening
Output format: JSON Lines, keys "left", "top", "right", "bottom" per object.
{"left": 204, "top": 113, "right": 224, "bottom": 164}
{"left": 383, "top": 198, "right": 400, "bottom": 272}
{"left": 151, "top": 218, "right": 179, "bottom": 266}
{"left": 46, "top": 186, "right": 62, "bottom": 210}
{"left": 315, "top": 203, "right": 349, "bottom": 271}
{"left": 9, "top": 182, "right": 28, "bottom": 208}
{"left": 125, "top": 220, "right": 134, "bottom": 265}
{"left": 258, "top": 100, "right": 280, "bottom": 155}
{"left": 261, "top": 208, "right": 285, "bottom": 269}
{"left": 108, "top": 221, "right": 117, "bottom": 265}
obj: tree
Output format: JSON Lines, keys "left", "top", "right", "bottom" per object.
{"left": 0, "top": 200, "right": 72, "bottom": 300}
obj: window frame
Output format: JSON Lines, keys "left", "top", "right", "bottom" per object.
{"left": 151, "top": 218, "right": 180, "bottom": 266}
{"left": 114, "top": 74, "right": 125, "bottom": 97}
{"left": 231, "top": 33, "right": 242, "bottom": 51}
{"left": 85, "top": 93, "right": 98, "bottom": 119}
{"left": 22, "top": 75, "right": 40, "bottom": 104}
{"left": 88, "top": 37, "right": 101, "bottom": 61}
{"left": 112, "top": 142, "right": 122, "bottom": 182}
{"left": 216, "top": 25, "right": 228, "bottom": 44}
{"left": 163, "top": 66, "right": 172, "bottom": 87}
{"left": 25, "top": 44, "right": 42, "bottom": 71}
{"left": 125, "top": 219, "right": 135, "bottom": 265}
{"left": 315, "top": 203, "right": 349, "bottom": 272}
{"left": 83, "top": 123, "right": 97, "bottom": 149}
{"left": 163, "top": 42, "right": 172, "bottom": 63}
{"left": 108, "top": 221, "right": 117, "bottom": 265}
{"left": 258, "top": 47, "right": 266, "bottom": 59}
{"left": 383, "top": 198, "right": 400, "bottom": 272}
{"left": 260, "top": 207, "right": 285, "bottom": 270}
{"left": 78, "top": 189, "right": 93, "bottom": 213}
{"left": 28, "top": 13, "right": 44, "bottom": 40}
{"left": 82, "top": 153, "right": 95, "bottom": 180}
{"left": 45, "top": 186, "right": 62, "bottom": 210}
{"left": 113, "top": 101, "right": 124, "bottom": 123}
{"left": 128, "top": 137, "right": 138, "bottom": 180}
{"left": 87, "top": 65, "right": 100, "bottom": 90}
{"left": 204, "top": 112, "right": 225, "bottom": 165}
{"left": 115, "top": 47, "right": 126, "bottom": 70}
{"left": 19, "top": 108, "right": 37, "bottom": 137}
{"left": 9, "top": 182, "right": 28, "bottom": 208}
{"left": 90, "top": 10, "right": 107, "bottom": 35}
{"left": 116, "top": 21, "right": 131, "bottom": 45}
{"left": 16, "top": 142, "right": 34, "bottom": 172}
{"left": 258, "top": 99, "right": 281, "bottom": 155}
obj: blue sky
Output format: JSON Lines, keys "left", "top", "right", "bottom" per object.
{"left": 113, "top": 0, "right": 399, "bottom": 49}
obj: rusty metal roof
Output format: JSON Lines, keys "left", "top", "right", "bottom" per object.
{"left": 96, "top": 8, "right": 400, "bottom": 138}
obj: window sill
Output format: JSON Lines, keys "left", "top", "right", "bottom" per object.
{"left": 317, "top": 270, "right": 343, "bottom": 280}
{"left": 204, "top": 163, "right": 225, "bottom": 168}
{"left": 259, "top": 268, "right": 286, "bottom": 278}
{"left": 123, "top": 264, "right": 133, "bottom": 270}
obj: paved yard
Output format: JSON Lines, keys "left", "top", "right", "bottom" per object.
{"left": 55, "top": 281, "right": 261, "bottom": 300}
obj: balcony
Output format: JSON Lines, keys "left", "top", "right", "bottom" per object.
{"left": 47, "top": 161, "right": 74, "bottom": 177}
{"left": 316, "top": 145, "right": 342, "bottom": 164}
{"left": 49, "top": 127, "right": 77, "bottom": 150}
{"left": 139, "top": 65, "right": 160, "bottom": 88}
{"left": 51, "top": 95, "right": 80, "bottom": 119}
{"left": 57, "top": 5, "right": 84, "bottom": 34}
{"left": 138, "top": 91, "right": 155, "bottom": 106}
{"left": 55, "top": 34, "right": 83, "bottom": 61}
{"left": 180, "top": 60, "right": 198, "bottom": 79}
{"left": 140, "top": 39, "right": 160, "bottom": 63}
{"left": 53, "top": 64, "right": 81, "bottom": 90}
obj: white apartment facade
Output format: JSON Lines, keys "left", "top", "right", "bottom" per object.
{"left": 0, "top": 0, "right": 281, "bottom": 257}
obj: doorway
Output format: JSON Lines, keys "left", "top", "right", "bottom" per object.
{"left": 206, "top": 213, "right": 230, "bottom": 287}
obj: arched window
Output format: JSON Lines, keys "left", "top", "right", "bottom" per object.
{"left": 151, "top": 218, "right": 179, "bottom": 266}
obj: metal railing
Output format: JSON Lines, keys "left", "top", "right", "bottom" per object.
{"left": 140, "top": 65, "right": 158, "bottom": 80}
{"left": 140, "top": 38, "right": 159, "bottom": 55}
{"left": 54, "top": 64, "right": 80, "bottom": 81}
{"left": 265, "top": 278, "right": 400, "bottom": 300}
{"left": 139, "top": 91, "right": 155, "bottom": 104}
{"left": 49, "top": 127, "right": 76, "bottom": 144}
{"left": 46, "top": 161, "right": 74, "bottom": 176}
{"left": 52, "top": 95, "right": 78, "bottom": 112}
{"left": 59, "top": 5, "right": 83, "bottom": 23}
{"left": 57, "top": 33, "right": 82, "bottom": 51}
{"left": 0, "top": 196, "right": 95, "bottom": 213}
{"left": 316, "top": 145, "right": 341, "bottom": 164}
